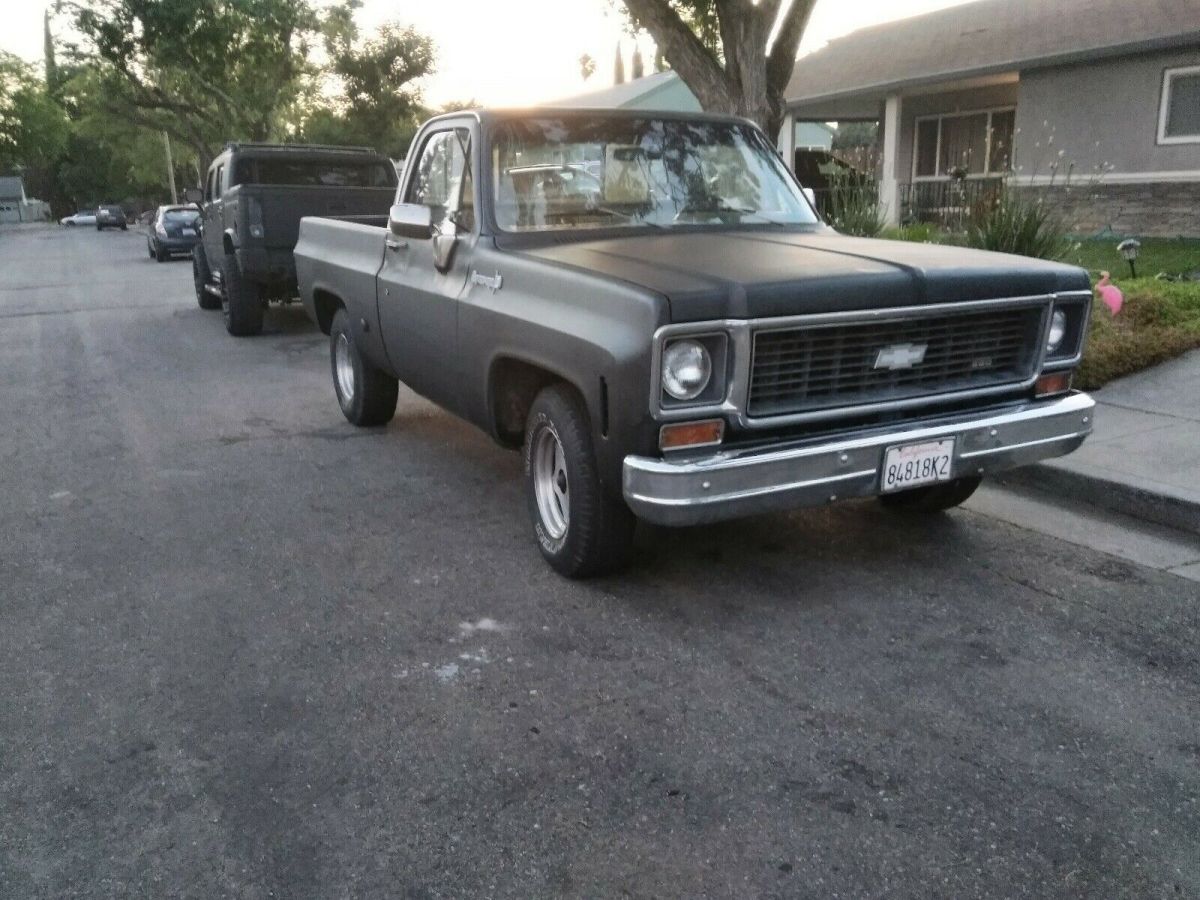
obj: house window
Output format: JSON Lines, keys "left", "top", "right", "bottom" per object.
{"left": 912, "top": 108, "right": 1015, "bottom": 178}
{"left": 1158, "top": 66, "right": 1200, "bottom": 144}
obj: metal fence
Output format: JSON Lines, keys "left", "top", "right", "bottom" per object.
{"left": 899, "top": 178, "right": 1005, "bottom": 229}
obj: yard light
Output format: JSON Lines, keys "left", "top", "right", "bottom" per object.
{"left": 1117, "top": 238, "right": 1141, "bottom": 279}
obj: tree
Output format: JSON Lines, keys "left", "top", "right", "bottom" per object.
{"left": 62, "top": 0, "right": 319, "bottom": 164}
{"left": 613, "top": 43, "right": 625, "bottom": 85}
{"left": 0, "top": 52, "right": 71, "bottom": 195}
{"left": 579, "top": 53, "right": 596, "bottom": 81}
{"left": 616, "top": 0, "right": 816, "bottom": 138}
{"left": 302, "top": 5, "right": 434, "bottom": 159}
{"left": 631, "top": 46, "right": 645, "bottom": 79}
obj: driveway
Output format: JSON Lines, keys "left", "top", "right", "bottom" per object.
{"left": 1, "top": 224, "right": 1197, "bottom": 899}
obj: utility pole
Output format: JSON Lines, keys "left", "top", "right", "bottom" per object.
{"left": 162, "top": 131, "right": 178, "bottom": 204}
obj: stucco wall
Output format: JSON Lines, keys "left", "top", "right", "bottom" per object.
{"left": 1015, "top": 48, "right": 1200, "bottom": 178}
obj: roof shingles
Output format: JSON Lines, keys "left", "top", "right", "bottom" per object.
{"left": 786, "top": 0, "right": 1200, "bottom": 104}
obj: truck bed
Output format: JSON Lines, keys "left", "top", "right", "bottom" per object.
{"left": 227, "top": 185, "right": 394, "bottom": 251}
{"left": 294, "top": 216, "right": 388, "bottom": 328}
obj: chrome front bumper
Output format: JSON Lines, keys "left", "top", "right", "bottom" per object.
{"left": 622, "top": 392, "right": 1095, "bottom": 526}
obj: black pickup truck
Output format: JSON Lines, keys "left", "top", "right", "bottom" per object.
{"left": 191, "top": 142, "right": 397, "bottom": 335}
{"left": 294, "top": 109, "right": 1095, "bottom": 577}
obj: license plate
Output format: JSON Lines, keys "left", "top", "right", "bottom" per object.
{"left": 881, "top": 439, "right": 955, "bottom": 492}
{"left": 181, "top": 228, "right": 196, "bottom": 236}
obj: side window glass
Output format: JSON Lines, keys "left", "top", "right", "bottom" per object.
{"left": 406, "top": 129, "right": 471, "bottom": 230}
{"left": 205, "top": 169, "right": 214, "bottom": 202}
{"left": 215, "top": 164, "right": 225, "bottom": 197}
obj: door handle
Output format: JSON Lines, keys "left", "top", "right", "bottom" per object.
{"left": 385, "top": 238, "right": 407, "bottom": 251}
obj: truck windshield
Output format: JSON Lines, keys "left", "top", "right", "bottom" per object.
{"left": 235, "top": 158, "right": 396, "bottom": 188}
{"left": 492, "top": 117, "right": 818, "bottom": 233}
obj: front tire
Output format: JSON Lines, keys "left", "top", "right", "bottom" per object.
{"left": 154, "top": 241, "right": 167, "bottom": 262}
{"left": 523, "top": 384, "right": 635, "bottom": 578}
{"left": 193, "top": 250, "right": 220, "bottom": 309}
{"left": 878, "top": 476, "right": 982, "bottom": 512}
{"left": 220, "top": 251, "right": 263, "bottom": 336}
{"left": 330, "top": 308, "right": 398, "bottom": 427}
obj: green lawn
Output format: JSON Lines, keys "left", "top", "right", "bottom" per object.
{"left": 1064, "top": 237, "right": 1200, "bottom": 281}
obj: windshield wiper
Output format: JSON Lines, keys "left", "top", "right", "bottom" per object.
{"left": 712, "top": 204, "right": 788, "bottom": 226}
{"left": 586, "top": 204, "right": 666, "bottom": 230}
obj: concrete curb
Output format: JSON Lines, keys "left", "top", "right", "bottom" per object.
{"left": 997, "top": 463, "right": 1200, "bottom": 538}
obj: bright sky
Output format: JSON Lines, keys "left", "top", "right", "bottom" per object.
{"left": 0, "top": 0, "right": 977, "bottom": 107}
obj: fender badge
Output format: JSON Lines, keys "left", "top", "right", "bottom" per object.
{"left": 470, "top": 270, "right": 503, "bottom": 293}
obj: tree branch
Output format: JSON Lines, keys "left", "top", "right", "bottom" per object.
{"left": 766, "top": 0, "right": 816, "bottom": 94}
{"left": 620, "top": 0, "right": 738, "bottom": 112}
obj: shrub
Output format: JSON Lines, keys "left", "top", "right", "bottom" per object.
{"left": 964, "top": 189, "right": 1070, "bottom": 260}
{"left": 825, "top": 171, "right": 885, "bottom": 238}
{"left": 1077, "top": 287, "right": 1200, "bottom": 389}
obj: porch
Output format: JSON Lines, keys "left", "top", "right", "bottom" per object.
{"left": 778, "top": 75, "right": 1020, "bottom": 227}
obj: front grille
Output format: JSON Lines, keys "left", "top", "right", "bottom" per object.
{"left": 748, "top": 305, "right": 1045, "bottom": 419}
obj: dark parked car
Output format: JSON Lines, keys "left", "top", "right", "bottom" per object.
{"left": 146, "top": 205, "right": 201, "bottom": 261}
{"left": 191, "top": 142, "right": 397, "bottom": 334}
{"left": 295, "top": 109, "right": 1094, "bottom": 577}
{"left": 96, "top": 204, "right": 127, "bottom": 231}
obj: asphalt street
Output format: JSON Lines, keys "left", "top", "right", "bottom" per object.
{"left": 1, "top": 223, "right": 1198, "bottom": 899}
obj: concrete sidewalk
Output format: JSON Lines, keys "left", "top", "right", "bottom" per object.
{"left": 1003, "top": 349, "right": 1200, "bottom": 535}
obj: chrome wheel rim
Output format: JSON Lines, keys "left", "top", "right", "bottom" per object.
{"left": 334, "top": 333, "right": 355, "bottom": 402}
{"left": 533, "top": 427, "right": 569, "bottom": 540}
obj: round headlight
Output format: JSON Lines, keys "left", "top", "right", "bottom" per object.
{"left": 662, "top": 339, "right": 712, "bottom": 401}
{"left": 1046, "top": 308, "right": 1067, "bottom": 353}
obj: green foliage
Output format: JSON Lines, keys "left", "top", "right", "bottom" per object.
{"left": 880, "top": 222, "right": 946, "bottom": 244}
{"left": 1066, "top": 238, "right": 1200, "bottom": 280}
{"left": 0, "top": 53, "right": 70, "bottom": 172}
{"left": 304, "top": 8, "right": 434, "bottom": 159}
{"left": 63, "top": 0, "right": 321, "bottom": 161}
{"left": 964, "top": 190, "right": 1070, "bottom": 260}
{"left": 825, "top": 171, "right": 884, "bottom": 238}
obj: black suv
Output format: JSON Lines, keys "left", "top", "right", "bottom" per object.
{"left": 191, "top": 142, "right": 397, "bottom": 335}
{"left": 96, "top": 205, "right": 127, "bottom": 231}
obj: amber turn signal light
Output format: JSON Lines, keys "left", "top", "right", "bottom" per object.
{"left": 1034, "top": 371, "right": 1073, "bottom": 397}
{"left": 659, "top": 419, "right": 725, "bottom": 451}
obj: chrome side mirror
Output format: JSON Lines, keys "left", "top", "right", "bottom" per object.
{"left": 432, "top": 218, "right": 459, "bottom": 271}
{"left": 183, "top": 187, "right": 204, "bottom": 206}
{"left": 389, "top": 202, "right": 433, "bottom": 239}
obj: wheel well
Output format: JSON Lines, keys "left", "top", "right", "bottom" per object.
{"left": 311, "top": 289, "right": 344, "bottom": 335}
{"left": 490, "top": 358, "right": 567, "bottom": 448}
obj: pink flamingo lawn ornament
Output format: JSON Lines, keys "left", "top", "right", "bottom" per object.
{"left": 1095, "top": 271, "right": 1123, "bottom": 316}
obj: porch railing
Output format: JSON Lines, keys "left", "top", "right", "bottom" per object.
{"left": 899, "top": 178, "right": 1005, "bottom": 229}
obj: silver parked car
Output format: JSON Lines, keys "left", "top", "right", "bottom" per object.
{"left": 60, "top": 210, "right": 98, "bottom": 227}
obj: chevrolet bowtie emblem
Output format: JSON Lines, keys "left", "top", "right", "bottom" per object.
{"left": 873, "top": 342, "right": 928, "bottom": 370}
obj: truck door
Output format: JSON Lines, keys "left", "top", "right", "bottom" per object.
{"left": 377, "top": 125, "right": 476, "bottom": 412}
{"left": 200, "top": 161, "right": 224, "bottom": 266}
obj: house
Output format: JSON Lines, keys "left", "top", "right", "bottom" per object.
{"left": 0, "top": 176, "right": 50, "bottom": 224}
{"left": 552, "top": 70, "right": 834, "bottom": 150}
{"left": 780, "top": 0, "right": 1200, "bottom": 236}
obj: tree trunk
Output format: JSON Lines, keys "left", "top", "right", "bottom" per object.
{"left": 620, "top": 0, "right": 812, "bottom": 141}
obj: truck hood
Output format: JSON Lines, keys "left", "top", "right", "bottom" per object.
{"left": 517, "top": 229, "right": 1090, "bottom": 322}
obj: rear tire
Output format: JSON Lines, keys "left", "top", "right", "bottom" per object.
{"left": 330, "top": 308, "right": 398, "bottom": 427}
{"left": 523, "top": 384, "right": 635, "bottom": 578}
{"left": 220, "top": 251, "right": 264, "bottom": 336}
{"left": 878, "top": 476, "right": 982, "bottom": 512}
{"left": 194, "top": 250, "right": 220, "bottom": 310}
